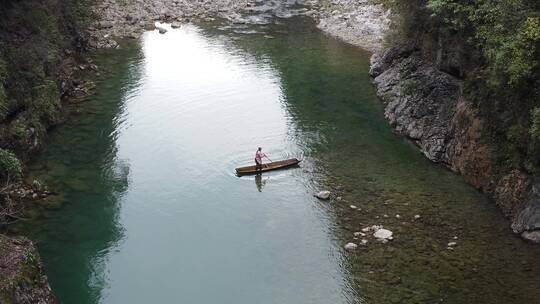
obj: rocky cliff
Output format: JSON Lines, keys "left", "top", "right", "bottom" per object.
{"left": 369, "top": 45, "right": 540, "bottom": 243}
{"left": 0, "top": 235, "right": 56, "bottom": 304}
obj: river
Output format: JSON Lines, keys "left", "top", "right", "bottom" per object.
{"left": 18, "top": 15, "right": 540, "bottom": 304}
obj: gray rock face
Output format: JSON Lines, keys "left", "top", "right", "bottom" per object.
{"left": 512, "top": 183, "right": 540, "bottom": 234}
{"left": 371, "top": 46, "right": 540, "bottom": 243}
{"left": 373, "top": 48, "right": 460, "bottom": 164}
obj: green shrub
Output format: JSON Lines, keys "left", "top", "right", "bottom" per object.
{"left": 530, "top": 107, "right": 540, "bottom": 140}
{"left": 380, "top": 0, "right": 540, "bottom": 175}
{"left": 31, "top": 81, "right": 61, "bottom": 124}
{"left": 0, "top": 148, "right": 22, "bottom": 181}
{"left": 0, "top": 58, "right": 9, "bottom": 120}
{"left": 0, "top": 86, "right": 6, "bottom": 120}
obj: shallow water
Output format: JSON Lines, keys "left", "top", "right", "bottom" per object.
{"left": 20, "top": 17, "right": 540, "bottom": 304}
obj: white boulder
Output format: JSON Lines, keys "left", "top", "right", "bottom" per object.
{"left": 155, "top": 26, "right": 168, "bottom": 34}
{"left": 373, "top": 228, "right": 393, "bottom": 241}
{"left": 315, "top": 190, "right": 331, "bottom": 200}
{"left": 344, "top": 242, "right": 358, "bottom": 250}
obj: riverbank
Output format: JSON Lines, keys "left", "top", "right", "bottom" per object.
{"left": 0, "top": 235, "right": 56, "bottom": 303}
{"left": 311, "top": 0, "right": 540, "bottom": 244}
{"left": 87, "top": 0, "right": 391, "bottom": 53}
{"left": 0, "top": 0, "right": 99, "bottom": 298}
{"left": 88, "top": 0, "right": 249, "bottom": 48}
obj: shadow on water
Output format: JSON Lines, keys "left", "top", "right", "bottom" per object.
{"left": 15, "top": 42, "right": 144, "bottom": 304}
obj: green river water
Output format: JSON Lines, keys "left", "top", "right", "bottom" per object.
{"left": 17, "top": 17, "right": 540, "bottom": 304}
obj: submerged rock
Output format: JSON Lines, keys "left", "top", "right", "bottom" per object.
{"left": 373, "top": 228, "right": 393, "bottom": 241}
{"left": 362, "top": 225, "right": 381, "bottom": 233}
{"left": 344, "top": 242, "right": 358, "bottom": 250}
{"left": 315, "top": 190, "right": 331, "bottom": 200}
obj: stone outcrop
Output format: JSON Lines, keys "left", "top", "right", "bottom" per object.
{"left": 371, "top": 46, "right": 540, "bottom": 243}
{"left": 511, "top": 182, "right": 540, "bottom": 238}
{"left": 0, "top": 235, "right": 56, "bottom": 304}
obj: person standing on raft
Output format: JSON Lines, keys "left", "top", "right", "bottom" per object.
{"left": 255, "top": 147, "right": 266, "bottom": 171}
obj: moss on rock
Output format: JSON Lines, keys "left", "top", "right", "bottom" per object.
{"left": 0, "top": 234, "right": 56, "bottom": 304}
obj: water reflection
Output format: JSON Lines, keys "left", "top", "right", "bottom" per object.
{"left": 20, "top": 42, "right": 144, "bottom": 304}
{"left": 254, "top": 174, "right": 268, "bottom": 192}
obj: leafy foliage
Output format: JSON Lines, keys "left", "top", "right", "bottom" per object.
{"left": 0, "top": 58, "right": 7, "bottom": 120}
{"left": 380, "top": 0, "right": 540, "bottom": 174}
{"left": 426, "top": 0, "right": 540, "bottom": 86}
{"left": 0, "top": 0, "right": 93, "bottom": 160}
{"left": 0, "top": 148, "right": 22, "bottom": 181}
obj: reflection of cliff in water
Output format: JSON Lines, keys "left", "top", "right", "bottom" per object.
{"left": 19, "top": 41, "right": 144, "bottom": 304}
